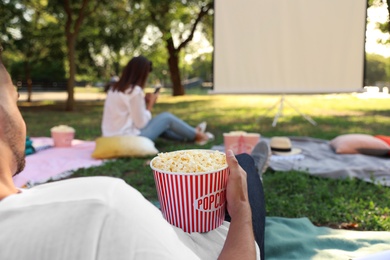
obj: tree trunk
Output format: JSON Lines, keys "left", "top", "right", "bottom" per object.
{"left": 66, "top": 35, "right": 76, "bottom": 111}
{"left": 114, "top": 60, "right": 120, "bottom": 76}
{"left": 166, "top": 39, "right": 185, "bottom": 96}
{"left": 63, "top": 0, "right": 92, "bottom": 111}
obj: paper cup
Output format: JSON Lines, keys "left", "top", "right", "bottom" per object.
{"left": 51, "top": 131, "right": 75, "bottom": 147}
{"left": 150, "top": 150, "right": 229, "bottom": 233}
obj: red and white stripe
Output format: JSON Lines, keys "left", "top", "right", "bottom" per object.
{"left": 153, "top": 167, "right": 229, "bottom": 233}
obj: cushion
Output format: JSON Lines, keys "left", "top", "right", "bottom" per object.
{"left": 375, "top": 135, "right": 390, "bottom": 146}
{"left": 92, "top": 136, "right": 158, "bottom": 159}
{"left": 374, "top": 135, "right": 390, "bottom": 156}
{"left": 330, "top": 134, "right": 390, "bottom": 154}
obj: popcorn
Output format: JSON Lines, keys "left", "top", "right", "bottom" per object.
{"left": 151, "top": 150, "right": 227, "bottom": 173}
{"left": 50, "top": 125, "right": 75, "bottom": 133}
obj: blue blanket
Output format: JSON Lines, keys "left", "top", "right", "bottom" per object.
{"left": 265, "top": 217, "right": 390, "bottom": 260}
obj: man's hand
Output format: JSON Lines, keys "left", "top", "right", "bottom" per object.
{"left": 225, "top": 150, "right": 251, "bottom": 219}
{"left": 218, "top": 150, "right": 256, "bottom": 260}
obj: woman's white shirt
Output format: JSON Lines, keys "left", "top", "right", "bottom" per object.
{"left": 102, "top": 86, "right": 152, "bottom": 137}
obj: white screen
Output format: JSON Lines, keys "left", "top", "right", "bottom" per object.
{"left": 213, "top": 0, "right": 367, "bottom": 94}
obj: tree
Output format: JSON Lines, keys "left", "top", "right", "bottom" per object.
{"left": 63, "top": 0, "right": 101, "bottom": 111}
{"left": 16, "top": 1, "right": 64, "bottom": 102}
{"left": 188, "top": 52, "right": 213, "bottom": 82}
{"left": 47, "top": 0, "right": 103, "bottom": 110}
{"left": 370, "top": 0, "right": 390, "bottom": 44}
{"left": 133, "top": 0, "right": 214, "bottom": 96}
{"left": 0, "top": 0, "right": 22, "bottom": 49}
{"left": 365, "top": 53, "right": 389, "bottom": 85}
{"left": 77, "top": 0, "right": 149, "bottom": 82}
{"left": 47, "top": 0, "right": 149, "bottom": 110}
{"left": 379, "top": 0, "right": 390, "bottom": 48}
{"left": 141, "top": 41, "right": 169, "bottom": 87}
{"left": 0, "top": 0, "right": 31, "bottom": 99}
{"left": 1, "top": 0, "right": 65, "bottom": 102}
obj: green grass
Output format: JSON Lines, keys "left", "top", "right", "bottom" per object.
{"left": 265, "top": 171, "right": 390, "bottom": 231}
{"left": 18, "top": 89, "right": 390, "bottom": 231}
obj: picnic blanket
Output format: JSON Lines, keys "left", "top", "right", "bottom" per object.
{"left": 265, "top": 217, "right": 390, "bottom": 260}
{"left": 212, "top": 136, "right": 390, "bottom": 186}
{"left": 13, "top": 137, "right": 104, "bottom": 187}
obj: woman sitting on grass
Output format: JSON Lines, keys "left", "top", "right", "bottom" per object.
{"left": 101, "top": 56, "right": 214, "bottom": 145}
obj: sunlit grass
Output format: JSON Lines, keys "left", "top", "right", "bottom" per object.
{"left": 19, "top": 92, "right": 390, "bottom": 141}
{"left": 74, "top": 87, "right": 103, "bottom": 93}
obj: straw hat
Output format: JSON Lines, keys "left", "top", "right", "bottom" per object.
{"left": 270, "top": 136, "right": 301, "bottom": 155}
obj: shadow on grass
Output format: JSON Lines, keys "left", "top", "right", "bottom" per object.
{"left": 264, "top": 170, "right": 390, "bottom": 231}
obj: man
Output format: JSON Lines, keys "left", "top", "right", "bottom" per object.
{"left": 0, "top": 48, "right": 26, "bottom": 199}
{"left": 0, "top": 47, "right": 264, "bottom": 259}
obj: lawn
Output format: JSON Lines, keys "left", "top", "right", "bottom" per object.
{"left": 18, "top": 89, "right": 390, "bottom": 231}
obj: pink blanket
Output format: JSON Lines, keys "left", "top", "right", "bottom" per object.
{"left": 13, "top": 137, "right": 104, "bottom": 188}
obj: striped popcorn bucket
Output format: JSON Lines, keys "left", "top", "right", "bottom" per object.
{"left": 150, "top": 152, "right": 229, "bottom": 233}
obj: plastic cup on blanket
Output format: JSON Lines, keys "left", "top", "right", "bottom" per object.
{"left": 224, "top": 132, "right": 260, "bottom": 154}
{"left": 150, "top": 149, "right": 229, "bottom": 233}
{"left": 242, "top": 133, "right": 261, "bottom": 153}
{"left": 50, "top": 125, "right": 75, "bottom": 147}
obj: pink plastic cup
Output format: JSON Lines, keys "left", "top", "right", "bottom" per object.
{"left": 150, "top": 150, "right": 229, "bottom": 233}
{"left": 243, "top": 133, "right": 261, "bottom": 153}
{"left": 51, "top": 131, "right": 75, "bottom": 147}
{"left": 223, "top": 132, "right": 260, "bottom": 154}
{"left": 223, "top": 133, "right": 242, "bottom": 154}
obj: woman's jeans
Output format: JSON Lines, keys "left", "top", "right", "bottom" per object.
{"left": 139, "top": 112, "right": 196, "bottom": 141}
{"left": 226, "top": 154, "right": 266, "bottom": 260}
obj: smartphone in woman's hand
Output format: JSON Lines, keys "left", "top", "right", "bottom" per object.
{"left": 154, "top": 87, "right": 161, "bottom": 94}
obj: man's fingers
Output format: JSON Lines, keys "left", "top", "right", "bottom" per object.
{"left": 226, "top": 150, "right": 239, "bottom": 172}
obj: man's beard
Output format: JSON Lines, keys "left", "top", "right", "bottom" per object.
{"left": 11, "top": 138, "right": 26, "bottom": 176}
{"left": 2, "top": 109, "right": 26, "bottom": 176}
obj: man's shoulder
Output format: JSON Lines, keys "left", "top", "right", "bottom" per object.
{"left": 1, "top": 177, "right": 132, "bottom": 215}
{"left": 38, "top": 176, "right": 125, "bottom": 190}
{"left": 29, "top": 177, "right": 130, "bottom": 204}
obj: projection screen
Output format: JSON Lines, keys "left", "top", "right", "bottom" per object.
{"left": 213, "top": 0, "right": 367, "bottom": 94}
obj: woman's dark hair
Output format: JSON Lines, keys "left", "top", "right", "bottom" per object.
{"left": 112, "top": 56, "right": 152, "bottom": 93}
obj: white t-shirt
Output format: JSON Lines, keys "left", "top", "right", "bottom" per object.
{"left": 0, "top": 177, "right": 260, "bottom": 260}
{"left": 102, "top": 86, "right": 152, "bottom": 137}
